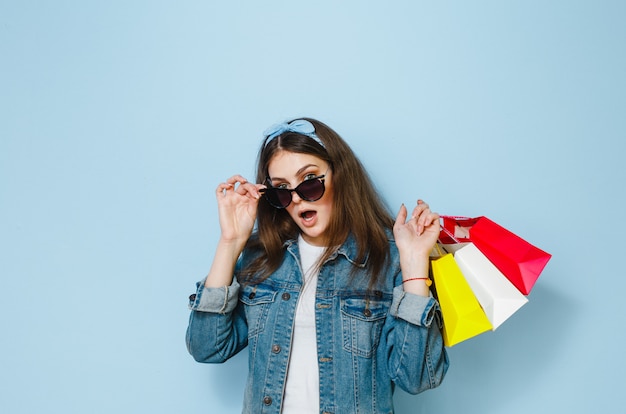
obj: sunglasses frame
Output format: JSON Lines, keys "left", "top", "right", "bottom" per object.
{"left": 260, "top": 173, "right": 327, "bottom": 209}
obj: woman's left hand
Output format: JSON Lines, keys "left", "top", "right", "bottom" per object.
{"left": 393, "top": 199, "right": 440, "bottom": 257}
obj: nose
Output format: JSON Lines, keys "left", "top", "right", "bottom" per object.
{"left": 290, "top": 189, "right": 303, "bottom": 204}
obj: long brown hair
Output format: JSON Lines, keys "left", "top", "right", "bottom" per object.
{"left": 240, "top": 118, "right": 394, "bottom": 287}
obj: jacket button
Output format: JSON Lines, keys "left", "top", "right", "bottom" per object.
{"left": 189, "top": 294, "right": 196, "bottom": 302}
{"left": 281, "top": 292, "right": 291, "bottom": 301}
{"left": 363, "top": 309, "right": 372, "bottom": 317}
{"left": 272, "top": 344, "right": 281, "bottom": 353}
{"left": 248, "top": 292, "right": 256, "bottom": 299}
{"left": 263, "top": 396, "right": 272, "bottom": 405}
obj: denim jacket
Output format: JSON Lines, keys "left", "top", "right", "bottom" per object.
{"left": 186, "top": 234, "right": 449, "bottom": 414}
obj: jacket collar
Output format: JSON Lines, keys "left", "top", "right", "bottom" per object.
{"left": 284, "top": 233, "right": 368, "bottom": 268}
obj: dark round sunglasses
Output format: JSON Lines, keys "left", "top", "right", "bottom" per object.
{"left": 260, "top": 174, "right": 326, "bottom": 209}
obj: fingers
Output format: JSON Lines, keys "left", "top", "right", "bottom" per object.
{"left": 216, "top": 175, "right": 264, "bottom": 200}
{"left": 411, "top": 199, "right": 440, "bottom": 236}
{"left": 394, "top": 203, "right": 408, "bottom": 228}
{"left": 410, "top": 199, "right": 429, "bottom": 218}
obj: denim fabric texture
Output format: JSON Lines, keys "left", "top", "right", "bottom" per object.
{"left": 186, "top": 233, "right": 449, "bottom": 414}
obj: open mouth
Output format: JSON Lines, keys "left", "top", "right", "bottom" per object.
{"left": 300, "top": 210, "right": 317, "bottom": 221}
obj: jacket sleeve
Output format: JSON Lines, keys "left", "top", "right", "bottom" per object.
{"left": 385, "top": 284, "right": 449, "bottom": 394}
{"left": 185, "top": 278, "right": 248, "bottom": 363}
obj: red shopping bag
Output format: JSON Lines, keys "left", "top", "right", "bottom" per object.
{"left": 440, "top": 216, "right": 552, "bottom": 295}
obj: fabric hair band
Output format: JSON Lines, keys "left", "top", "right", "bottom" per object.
{"left": 263, "top": 119, "right": 325, "bottom": 149}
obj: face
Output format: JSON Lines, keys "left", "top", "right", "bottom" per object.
{"left": 267, "top": 151, "right": 333, "bottom": 247}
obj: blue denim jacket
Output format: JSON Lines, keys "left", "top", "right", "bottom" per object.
{"left": 186, "top": 234, "right": 449, "bottom": 414}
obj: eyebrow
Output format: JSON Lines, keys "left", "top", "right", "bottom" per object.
{"left": 269, "top": 164, "right": 320, "bottom": 182}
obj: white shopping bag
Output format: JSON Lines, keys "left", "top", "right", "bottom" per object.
{"left": 451, "top": 243, "right": 528, "bottom": 330}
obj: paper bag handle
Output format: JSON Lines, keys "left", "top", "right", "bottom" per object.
{"left": 439, "top": 224, "right": 462, "bottom": 244}
{"left": 431, "top": 242, "right": 447, "bottom": 258}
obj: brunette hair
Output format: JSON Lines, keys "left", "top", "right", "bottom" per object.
{"left": 240, "top": 118, "right": 394, "bottom": 287}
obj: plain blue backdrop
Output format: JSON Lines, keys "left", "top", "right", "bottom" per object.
{"left": 1, "top": 1, "right": 624, "bottom": 413}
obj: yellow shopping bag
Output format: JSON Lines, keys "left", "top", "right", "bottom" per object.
{"left": 431, "top": 252, "right": 493, "bottom": 347}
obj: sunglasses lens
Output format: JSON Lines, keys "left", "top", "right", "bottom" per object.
{"left": 297, "top": 179, "right": 325, "bottom": 201}
{"left": 264, "top": 188, "right": 291, "bottom": 208}
{"left": 275, "top": 189, "right": 294, "bottom": 207}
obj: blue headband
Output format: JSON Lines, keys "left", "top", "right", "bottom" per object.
{"left": 263, "top": 119, "right": 325, "bottom": 149}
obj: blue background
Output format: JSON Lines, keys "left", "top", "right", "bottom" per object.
{"left": 1, "top": 1, "right": 624, "bottom": 413}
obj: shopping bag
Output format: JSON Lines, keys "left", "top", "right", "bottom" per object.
{"left": 431, "top": 252, "right": 493, "bottom": 346}
{"left": 452, "top": 243, "right": 528, "bottom": 330}
{"left": 441, "top": 216, "right": 551, "bottom": 295}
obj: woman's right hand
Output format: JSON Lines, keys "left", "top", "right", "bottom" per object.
{"left": 204, "top": 175, "right": 265, "bottom": 288}
{"left": 215, "top": 175, "right": 265, "bottom": 247}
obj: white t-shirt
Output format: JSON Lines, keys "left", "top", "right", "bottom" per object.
{"left": 281, "top": 235, "right": 325, "bottom": 413}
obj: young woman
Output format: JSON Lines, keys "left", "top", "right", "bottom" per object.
{"left": 186, "top": 118, "right": 449, "bottom": 413}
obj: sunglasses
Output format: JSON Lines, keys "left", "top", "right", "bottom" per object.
{"left": 260, "top": 173, "right": 327, "bottom": 209}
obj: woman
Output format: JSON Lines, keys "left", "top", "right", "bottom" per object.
{"left": 186, "top": 118, "right": 449, "bottom": 413}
